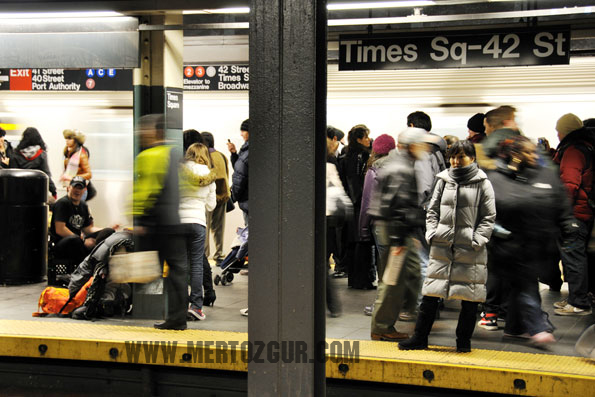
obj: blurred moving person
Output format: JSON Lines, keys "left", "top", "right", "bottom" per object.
{"left": 487, "top": 136, "right": 577, "bottom": 346}
{"left": 133, "top": 114, "right": 188, "bottom": 331}
{"left": 11, "top": 127, "right": 57, "bottom": 200}
{"left": 476, "top": 106, "right": 520, "bottom": 170}
{"left": 179, "top": 143, "right": 216, "bottom": 321}
{"left": 359, "top": 134, "right": 396, "bottom": 316}
{"left": 476, "top": 105, "right": 520, "bottom": 329}
{"left": 0, "top": 127, "right": 14, "bottom": 168}
{"left": 368, "top": 128, "right": 438, "bottom": 341}
{"left": 553, "top": 114, "right": 594, "bottom": 316}
{"left": 60, "top": 129, "right": 95, "bottom": 201}
{"left": 201, "top": 131, "right": 231, "bottom": 266}
{"left": 399, "top": 140, "right": 496, "bottom": 353}
{"left": 326, "top": 128, "right": 352, "bottom": 317}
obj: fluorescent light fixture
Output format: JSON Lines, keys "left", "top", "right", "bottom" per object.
{"left": 184, "top": 8, "right": 250, "bottom": 15}
{"left": 0, "top": 11, "right": 123, "bottom": 19}
{"left": 328, "top": 1, "right": 435, "bottom": 10}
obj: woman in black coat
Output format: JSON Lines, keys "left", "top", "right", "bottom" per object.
{"left": 11, "top": 127, "right": 57, "bottom": 199}
{"left": 337, "top": 124, "right": 373, "bottom": 289}
{"left": 0, "top": 128, "right": 14, "bottom": 168}
{"left": 487, "top": 136, "right": 576, "bottom": 347}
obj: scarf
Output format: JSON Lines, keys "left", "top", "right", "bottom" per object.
{"left": 448, "top": 162, "right": 479, "bottom": 185}
{"left": 61, "top": 148, "right": 81, "bottom": 186}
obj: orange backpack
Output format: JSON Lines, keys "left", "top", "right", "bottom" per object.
{"left": 32, "top": 277, "right": 93, "bottom": 317}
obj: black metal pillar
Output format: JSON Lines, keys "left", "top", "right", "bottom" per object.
{"left": 249, "top": 1, "right": 327, "bottom": 396}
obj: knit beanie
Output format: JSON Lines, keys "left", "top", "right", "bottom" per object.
{"left": 556, "top": 113, "right": 583, "bottom": 136}
{"left": 372, "top": 134, "right": 396, "bottom": 155}
{"left": 467, "top": 113, "right": 485, "bottom": 134}
{"left": 240, "top": 119, "right": 250, "bottom": 132}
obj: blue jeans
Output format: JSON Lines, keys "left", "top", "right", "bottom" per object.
{"left": 186, "top": 223, "right": 207, "bottom": 310}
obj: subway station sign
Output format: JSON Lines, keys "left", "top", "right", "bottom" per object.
{"left": 339, "top": 27, "right": 570, "bottom": 71}
{"left": 0, "top": 68, "right": 132, "bottom": 91}
{"left": 183, "top": 65, "right": 249, "bottom": 91}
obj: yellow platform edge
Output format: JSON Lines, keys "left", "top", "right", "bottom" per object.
{"left": 0, "top": 320, "right": 594, "bottom": 396}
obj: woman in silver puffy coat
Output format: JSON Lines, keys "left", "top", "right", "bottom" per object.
{"left": 399, "top": 140, "right": 496, "bottom": 352}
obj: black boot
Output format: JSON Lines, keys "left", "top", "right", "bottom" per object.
{"left": 398, "top": 334, "right": 428, "bottom": 350}
{"left": 399, "top": 296, "right": 439, "bottom": 350}
{"left": 456, "top": 339, "right": 471, "bottom": 353}
{"left": 154, "top": 320, "right": 187, "bottom": 330}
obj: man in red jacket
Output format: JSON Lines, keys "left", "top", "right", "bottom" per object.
{"left": 553, "top": 113, "right": 593, "bottom": 316}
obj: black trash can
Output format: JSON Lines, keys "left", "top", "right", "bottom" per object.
{"left": 0, "top": 169, "right": 48, "bottom": 284}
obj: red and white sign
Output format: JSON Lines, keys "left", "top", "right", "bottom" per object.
{"left": 9, "top": 69, "right": 31, "bottom": 90}
{"left": 85, "top": 78, "right": 95, "bottom": 89}
{"left": 195, "top": 66, "right": 205, "bottom": 78}
{"left": 184, "top": 66, "right": 194, "bottom": 78}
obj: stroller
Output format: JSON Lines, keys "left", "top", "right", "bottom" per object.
{"left": 215, "top": 226, "right": 248, "bottom": 286}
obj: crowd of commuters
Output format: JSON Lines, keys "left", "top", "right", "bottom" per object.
{"left": 326, "top": 107, "right": 595, "bottom": 351}
{"left": 4, "top": 108, "right": 593, "bottom": 344}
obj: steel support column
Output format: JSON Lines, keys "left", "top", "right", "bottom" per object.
{"left": 249, "top": 1, "right": 327, "bottom": 395}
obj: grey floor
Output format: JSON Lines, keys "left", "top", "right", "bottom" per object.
{"left": 1, "top": 265, "right": 593, "bottom": 357}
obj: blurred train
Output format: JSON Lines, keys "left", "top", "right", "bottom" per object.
{"left": 1, "top": 56, "right": 595, "bottom": 249}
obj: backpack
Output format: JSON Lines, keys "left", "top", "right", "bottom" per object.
{"left": 32, "top": 277, "right": 93, "bottom": 317}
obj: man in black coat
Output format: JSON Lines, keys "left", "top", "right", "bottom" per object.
{"left": 228, "top": 119, "right": 250, "bottom": 226}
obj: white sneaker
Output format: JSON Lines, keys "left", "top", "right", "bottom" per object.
{"left": 240, "top": 308, "right": 249, "bottom": 317}
{"left": 554, "top": 304, "right": 592, "bottom": 316}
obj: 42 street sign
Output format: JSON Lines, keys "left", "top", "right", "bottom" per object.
{"left": 339, "top": 27, "right": 570, "bottom": 71}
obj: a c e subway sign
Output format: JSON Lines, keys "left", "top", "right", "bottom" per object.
{"left": 338, "top": 26, "right": 570, "bottom": 71}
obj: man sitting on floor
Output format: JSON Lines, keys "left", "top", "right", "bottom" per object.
{"left": 49, "top": 176, "right": 113, "bottom": 269}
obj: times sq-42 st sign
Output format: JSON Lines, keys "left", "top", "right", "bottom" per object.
{"left": 339, "top": 27, "right": 570, "bottom": 71}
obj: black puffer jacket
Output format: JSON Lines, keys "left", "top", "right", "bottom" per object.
{"left": 487, "top": 161, "right": 577, "bottom": 279}
{"left": 339, "top": 143, "right": 370, "bottom": 208}
{"left": 11, "top": 145, "right": 57, "bottom": 196}
{"left": 231, "top": 141, "right": 249, "bottom": 213}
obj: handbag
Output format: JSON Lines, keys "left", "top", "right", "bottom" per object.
{"left": 109, "top": 250, "right": 162, "bottom": 283}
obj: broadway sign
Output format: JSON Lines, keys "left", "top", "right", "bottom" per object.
{"left": 339, "top": 26, "right": 570, "bottom": 71}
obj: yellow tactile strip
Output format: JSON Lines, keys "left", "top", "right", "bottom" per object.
{"left": 0, "top": 320, "right": 593, "bottom": 396}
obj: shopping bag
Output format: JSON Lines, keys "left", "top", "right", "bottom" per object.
{"left": 109, "top": 250, "right": 162, "bottom": 283}
{"left": 381, "top": 246, "right": 407, "bottom": 286}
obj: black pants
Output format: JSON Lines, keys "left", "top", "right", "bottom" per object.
{"left": 484, "top": 268, "right": 510, "bottom": 317}
{"left": 138, "top": 227, "right": 188, "bottom": 325}
{"left": 53, "top": 235, "right": 88, "bottom": 269}
{"left": 326, "top": 221, "right": 341, "bottom": 314}
{"left": 415, "top": 296, "right": 479, "bottom": 344}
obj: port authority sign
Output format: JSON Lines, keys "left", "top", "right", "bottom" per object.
{"left": 339, "top": 27, "right": 570, "bottom": 71}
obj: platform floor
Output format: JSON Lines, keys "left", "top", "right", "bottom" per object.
{"left": 0, "top": 263, "right": 593, "bottom": 357}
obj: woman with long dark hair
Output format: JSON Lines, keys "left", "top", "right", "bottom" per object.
{"left": 11, "top": 127, "right": 57, "bottom": 199}
{"left": 338, "top": 124, "right": 374, "bottom": 289}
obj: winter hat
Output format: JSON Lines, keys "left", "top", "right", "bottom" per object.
{"left": 63, "top": 129, "right": 86, "bottom": 145}
{"left": 556, "top": 113, "right": 583, "bottom": 136}
{"left": 467, "top": 113, "right": 485, "bottom": 134}
{"left": 240, "top": 119, "right": 250, "bottom": 132}
{"left": 372, "top": 134, "right": 396, "bottom": 155}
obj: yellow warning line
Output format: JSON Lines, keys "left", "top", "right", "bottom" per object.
{"left": 0, "top": 320, "right": 593, "bottom": 396}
